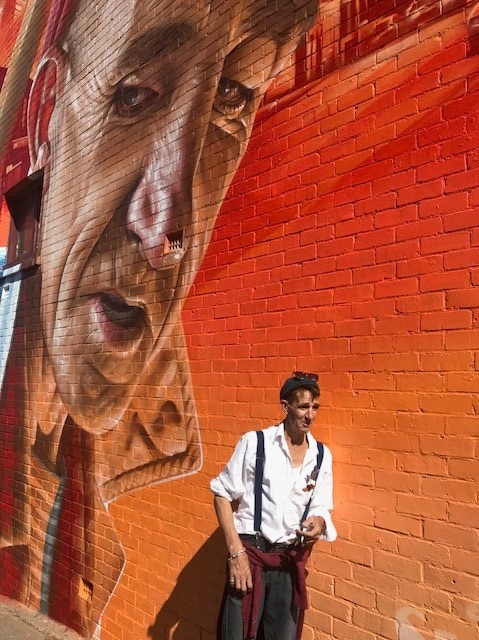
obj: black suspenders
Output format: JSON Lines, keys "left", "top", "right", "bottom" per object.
{"left": 253, "top": 430, "right": 324, "bottom": 532}
{"left": 253, "top": 431, "right": 265, "bottom": 532}
{"left": 300, "top": 441, "right": 324, "bottom": 524}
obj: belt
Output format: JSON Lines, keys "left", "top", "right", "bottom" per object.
{"left": 240, "top": 533, "right": 297, "bottom": 553}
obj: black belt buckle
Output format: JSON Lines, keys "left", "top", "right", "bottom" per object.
{"left": 266, "top": 540, "right": 293, "bottom": 553}
{"left": 240, "top": 533, "right": 266, "bottom": 551}
{"left": 240, "top": 534, "right": 294, "bottom": 553}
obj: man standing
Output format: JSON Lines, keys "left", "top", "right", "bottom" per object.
{"left": 211, "top": 372, "right": 337, "bottom": 640}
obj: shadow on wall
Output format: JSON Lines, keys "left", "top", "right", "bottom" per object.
{"left": 147, "top": 528, "right": 227, "bottom": 640}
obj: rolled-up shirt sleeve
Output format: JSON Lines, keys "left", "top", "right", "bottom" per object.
{"left": 309, "top": 445, "right": 337, "bottom": 542}
{"left": 211, "top": 428, "right": 337, "bottom": 543}
{"left": 210, "top": 433, "right": 253, "bottom": 501}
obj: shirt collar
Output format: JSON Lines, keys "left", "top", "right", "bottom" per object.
{"left": 276, "top": 422, "right": 317, "bottom": 463}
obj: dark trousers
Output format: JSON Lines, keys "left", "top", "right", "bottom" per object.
{"left": 220, "top": 536, "right": 299, "bottom": 640}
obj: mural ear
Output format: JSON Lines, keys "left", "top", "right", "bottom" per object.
{"left": 27, "top": 53, "right": 64, "bottom": 174}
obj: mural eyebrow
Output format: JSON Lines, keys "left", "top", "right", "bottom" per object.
{"left": 119, "top": 23, "right": 196, "bottom": 68}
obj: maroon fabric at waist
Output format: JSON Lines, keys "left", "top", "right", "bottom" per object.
{"left": 241, "top": 541, "right": 312, "bottom": 640}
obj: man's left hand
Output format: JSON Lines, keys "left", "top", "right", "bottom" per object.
{"left": 295, "top": 516, "right": 326, "bottom": 543}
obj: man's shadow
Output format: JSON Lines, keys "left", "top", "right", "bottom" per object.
{"left": 147, "top": 528, "right": 266, "bottom": 640}
{"left": 146, "top": 528, "right": 226, "bottom": 640}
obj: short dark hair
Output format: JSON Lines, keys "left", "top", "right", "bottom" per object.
{"left": 284, "top": 385, "right": 320, "bottom": 403}
{"left": 280, "top": 376, "right": 320, "bottom": 401}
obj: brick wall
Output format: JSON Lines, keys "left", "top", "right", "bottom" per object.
{"left": 178, "top": 4, "right": 479, "bottom": 639}
{"left": 0, "top": 0, "right": 478, "bottom": 639}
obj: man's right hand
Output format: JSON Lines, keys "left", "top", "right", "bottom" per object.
{"left": 228, "top": 551, "right": 253, "bottom": 594}
{"left": 213, "top": 495, "right": 253, "bottom": 593}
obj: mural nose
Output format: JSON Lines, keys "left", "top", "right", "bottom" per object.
{"left": 126, "top": 172, "right": 190, "bottom": 271}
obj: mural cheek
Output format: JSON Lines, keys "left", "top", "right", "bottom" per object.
{"left": 46, "top": 298, "right": 157, "bottom": 433}
{"left": 36, "top": 156, "right": 126, "bottom": 362}
{"left": 191, "top": 123, "right": 246, "bottom": 245}
{"left": 47, "top": 346, "right": 134, "bottom": 433}
{"left": 195, "top": 81, "right": 267, "bottom": 217}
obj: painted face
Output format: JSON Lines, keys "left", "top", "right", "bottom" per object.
{"left": 35, "top": 0, "right": 312, "bottom": 434}
{"left": 283, "top": 389, "right": 320, "bottom": 436}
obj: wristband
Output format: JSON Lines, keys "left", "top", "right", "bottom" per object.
{"left": 227, "top": 548, "right": 246, "bottom": 562}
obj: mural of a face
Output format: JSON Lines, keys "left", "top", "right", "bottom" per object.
{"left": 29, "top": 0, "right": 312, "bottom": 424}
{"left": 0, "top": 0, "right": 316, "bottom": 633}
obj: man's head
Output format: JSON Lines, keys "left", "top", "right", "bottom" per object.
{"left": 280, "top": 372, "right": 320, "bottom": 436}
{"left": 280, "top": 371, "right": 320, "bottom": 403}
{"left": 26, "top": 0, "right": 318, "bottom": 435}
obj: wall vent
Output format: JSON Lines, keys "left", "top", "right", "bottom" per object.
{"left": 78, "top": 576, "right": 93, "bottom": 605}
{"left": 165, "top": 231, "right": 183, "bottom": 253}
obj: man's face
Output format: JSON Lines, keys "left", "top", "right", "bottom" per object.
{"left": 36, "top": 0, "right": 308, "bottom": 432}
{"left": 282, "top": 389, "right": 320, "bottom": 436}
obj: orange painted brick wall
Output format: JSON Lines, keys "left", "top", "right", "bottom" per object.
{"left": 0, "top": 0, "right": 478, "bottom": 639}
{"left": 177, "top": 6, "right": 479, "bottom": 640}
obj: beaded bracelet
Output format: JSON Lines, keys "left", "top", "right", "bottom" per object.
{"left": 227, "top": 548, "right": 246, "bottom": 562}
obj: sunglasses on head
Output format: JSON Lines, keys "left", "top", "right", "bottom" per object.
{"left": 291, "top": 371, "right": 318, "bottom": 382}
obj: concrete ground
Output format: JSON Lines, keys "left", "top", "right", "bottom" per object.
{"left": 0, "top": 598, "right": 82, "bottom": 639}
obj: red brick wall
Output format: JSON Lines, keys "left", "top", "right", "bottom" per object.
{"left": 177, "top": 5, "right": 479, "bottom": 639}
{"left": 1, "top": 0, "right": 478, "bottom": 639}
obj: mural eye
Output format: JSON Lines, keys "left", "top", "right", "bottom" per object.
{"left": 115, "top": 85, "right": 158, "bottom": 117}
{"left": 214, "top": 77, "right": 253, "bottom": 119}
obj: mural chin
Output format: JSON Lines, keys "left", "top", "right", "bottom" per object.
{"left": 96, "top": 328, "right": 203, "bottom": 502}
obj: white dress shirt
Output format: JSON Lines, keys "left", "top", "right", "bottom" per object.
{"left": 210, "top": 423, "right": 337, "bottom": 544}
